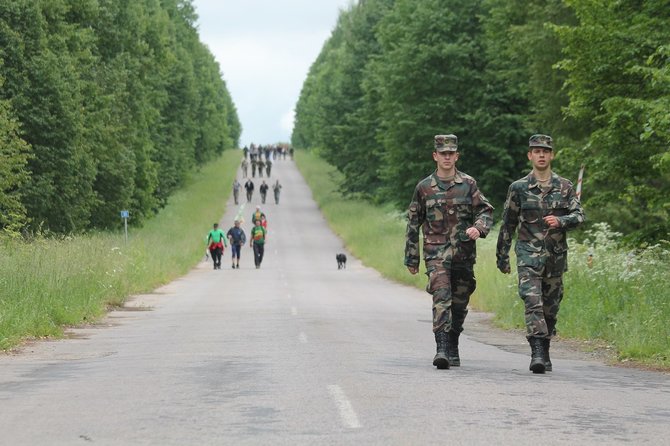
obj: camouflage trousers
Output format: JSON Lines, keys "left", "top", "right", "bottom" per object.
{"left": 425, "top": 260, "right": 476, "bottom": 333}
{"left": 518, "top": 265, "right": 563, "bottom": 339}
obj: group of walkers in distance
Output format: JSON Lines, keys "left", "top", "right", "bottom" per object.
{"left": 404, "top": 133, "right": 585, "bottom": 375}
{"left": 234, "top": 143, "right": 289, "bottom": 205}
{"left": 236, "top": 178, "right": 281, "bottom": 205}
{"left": 207, "top": 143, "right": 292, "bottom": 272}
{"left": 239, "top": 143, "right": 293, "bottom": 179}
{"left": 206, "top": 205, "right": 268, "bottom": 271}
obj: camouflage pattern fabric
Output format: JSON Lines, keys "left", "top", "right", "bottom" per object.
{"left": 427, "top": 260, "right": 476, "bottom": 333}
{"left": 496, "top": 171, "right": 585, "bottom": 338}
{"left": 405, "top": 170, "right": 493, "bottom": 332}
{"left": 528, "top": 134, "right": 553, "bottom": 149}
{"left": 518, "top": 267, "right": 562, "bottom": 338}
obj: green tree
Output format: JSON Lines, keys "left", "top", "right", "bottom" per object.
{"left": 326, "top": 0, "right": 394, "bottom": 198}
{"left": 92, "top": 0, "right": 164, "bottom": 223}
{"left": 0, "top": 80, "right": 31, "bottom": 235}
{"left": 1, "top": 0, "right": 98, "bottom": 232}
{"left": 367, "top": 0, "right": 499, "bottom": 206}
{"left": 481, "top": 0, "right": 578, "bottom": 192}
{"left": 0, "top": 0, "right": 239, "bottom": 233}
{"left": 556, "top": 0, "right": 670, "bottom": 243}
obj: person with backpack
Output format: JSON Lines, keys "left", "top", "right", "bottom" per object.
{"left": 226, "top": 219, "right": 246, "bottom": 269}
{"left": 250, "top": 218, "right": 267, "bottom": 269}
{"left": 206, "top": 223, "right": 228, "bottom": 270}
{"left": 250, "top": 206, "right": 266, "bottom": 228}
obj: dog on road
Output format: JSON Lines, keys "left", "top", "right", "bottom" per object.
{"left": 336, "top": 253, "right": 347, "bottom": 269}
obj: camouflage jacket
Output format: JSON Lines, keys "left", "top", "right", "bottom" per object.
{"left": 404, "top": 170, "right": 494, "bottom": 268}
{"left": 496, "top": 171, "right": 585, "bottom": 275}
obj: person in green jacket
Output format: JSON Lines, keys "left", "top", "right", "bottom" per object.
{"left": 251, "top": 206, "right": 267, "bottom": 229}
{"left": 207, "top": 223, "right": 228, "bottom": 270}
{"left": 249, "top": 219, "right": 267, "bottom": 269}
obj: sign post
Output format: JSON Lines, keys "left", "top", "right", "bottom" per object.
{"left": 120, "top": 210, "right": 129, "bottom": 244}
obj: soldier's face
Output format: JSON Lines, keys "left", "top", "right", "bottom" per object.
{"left": 433, "top": 150, "right": 459, "bottom": 172}
{"left": 528, "top": 148, "right": 554, "bottom": 171}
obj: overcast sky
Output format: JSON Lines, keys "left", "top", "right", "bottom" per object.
{"left": 192, "top": 0, "right": 354, "bottom": 147}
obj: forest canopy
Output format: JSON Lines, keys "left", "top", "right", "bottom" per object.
{"left": 292, "top": 0, "right": 670, "bottom": 245}
{"left": 0, "top": 0, "right": 240, "bottom": 234}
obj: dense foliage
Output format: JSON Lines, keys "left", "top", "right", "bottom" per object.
{"left": 0, "top": 0, "right": 240, "bottom": 235}
{"left": 293, "top": 0, "right": 670, "bottom": 245}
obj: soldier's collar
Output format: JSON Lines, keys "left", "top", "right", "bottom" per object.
{"left": 528, "top": 171, "right": 559, "bottom": 189}
{"left": 431, "top": 170, "right": 463, "bottom": 188}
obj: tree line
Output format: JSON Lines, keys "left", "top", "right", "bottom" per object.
{"left": 292, "top": 0, "right": 669, "bottom": 245}
{"left": 0, "top": 0, "right": 240, "bottom": 235}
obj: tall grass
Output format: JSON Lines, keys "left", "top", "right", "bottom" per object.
{"left": 295, "top": 150, "right": 670, "bottom": 367}
{"left": 0, "top": 150, "right": 241, "bottom": 350}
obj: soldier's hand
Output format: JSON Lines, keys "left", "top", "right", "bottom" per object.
{"left": 466, "top": 227, "right": 481, "bottom": 240}
{"left": 407, "top": 265, "right": 418, "bottom": 275}
{"left": 497, "top": 258, "right": 511, "bottom": 274}
{"left": 543, "top": 215, "right": 560, "bottom": 228}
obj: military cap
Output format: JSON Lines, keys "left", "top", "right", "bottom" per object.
{"left": 434, "top": 134, "right": 458, "bottom": 152}
{"left": 529, "top": 134, "right": 553, "bottom": 150}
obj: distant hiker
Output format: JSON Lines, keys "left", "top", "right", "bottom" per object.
{"left": 207, "top": 223, "right": 228, "bottom": 270}
{"left": 232, "top": 179, "right": 241, "bottom": 205}
{"left": 250, "top": 206, "right": 266, "bottom": 229}
{"left": 259, "top": 181, "right": 269, "bottom": 204}
{"left": 257, "top": 158, "right": 265, "bottom": 178}
{"left": 266, "top": 158, "right": 272, "bottom": 177}
{"left": 244, "top": 179, "right": 254, "bottom": 202}
{"left": 241, "top": 158, "right": 248, "bottom": 178}
{"left": 273, "top": 180, "right": 282, "bottom": 204}
{"left": 227, "top": 219, "right": 246, "bottom": 269}
{"left": 250, "top": 218, "right": 267, "bottom": 269}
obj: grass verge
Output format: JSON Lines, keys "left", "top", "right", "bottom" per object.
{"left": 0, "top": 150, "right": 240, "bottom": 350}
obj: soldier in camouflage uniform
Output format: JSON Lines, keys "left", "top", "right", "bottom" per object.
{"left": 405, "top": 134, "right": 494, "bottom": 369}
{"left": 496, "top": 134, "right": 585, "bottom": 374}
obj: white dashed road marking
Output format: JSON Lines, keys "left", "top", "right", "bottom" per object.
{"left": 327, "top": 385, "right": 361, "bottom": 429}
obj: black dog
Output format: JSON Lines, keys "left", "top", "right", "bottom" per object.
{"left": 336, "top": 253, "right": 347, "bottom": 269}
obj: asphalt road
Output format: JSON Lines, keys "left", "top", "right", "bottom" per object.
{"left": 1, "top": 157, "right": 669, "bottom": 445}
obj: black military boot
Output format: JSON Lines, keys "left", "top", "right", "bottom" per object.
{"left": 433, "top": 331, "right": 450, "bottom": 369}
{"left": 528, "top": 337, "right": 546, "bottom": 374}
{"left": 542, "top": 338, "right": 552, "bottom": 372}
{"left": 447, "top": 331, "right": 461, "bottom": 367}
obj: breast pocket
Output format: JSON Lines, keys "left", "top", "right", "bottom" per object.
{"left": 449, "top": 197, "right": 473, "bottom": 223}
{"left": 547, "top": 200, "right": 570, "bottom": 217}
{"left": 426, "top": 198, "right": 448, "bottom": 233}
